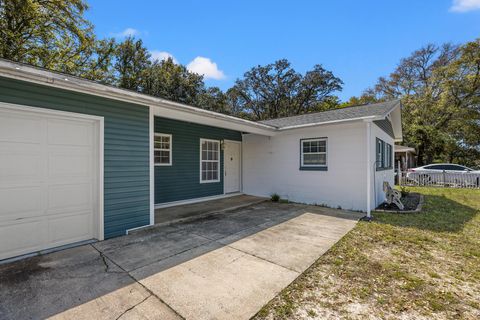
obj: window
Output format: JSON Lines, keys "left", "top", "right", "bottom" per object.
{"left": 376, "top": 138, "right": 392, "bottom": 170}
{"left": 300, "top": 138, "right": 327, "bottom": 170}
{"left": 385, "top": 144, "right": 391, "bottom": 168}
{"left": 154, "top": 134, "right": 172, "bottom": 166}
{"left": 445, "top": 164, "right": 469, "bottom": 171}
{"left": 376, "top": 139, "right": 383, "bottom": 169}
{"left": 427, "top": 164, "right": 470, "bottom": 171}
{"left": 200, "top": 139, "right": 220, "bottom": 183}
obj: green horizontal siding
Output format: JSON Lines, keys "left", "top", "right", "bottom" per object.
{"left": 0, "top": 77, "right": 150, "bottom": 238}
{"left": 155, "top": 116, "right": 242, "bottom": 204}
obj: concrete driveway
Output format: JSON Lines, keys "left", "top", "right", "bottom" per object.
{"left": 0, "top": 201, "right": 361, "bottom": 320}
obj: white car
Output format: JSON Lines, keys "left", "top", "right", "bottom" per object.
{"left": 406, "top": 163, "right": 480, "bottom": 187}
{"left": 407, "top": 163, "right": 480, "bottom": 174}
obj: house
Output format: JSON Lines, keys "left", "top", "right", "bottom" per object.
{"left": 394, "top": 145, "right": 416, "bottom": 171}
{"left": 0, "top": 59, "right": 402, "bottom": 261}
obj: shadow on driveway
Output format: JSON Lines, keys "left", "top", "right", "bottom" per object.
{"left": 0, "top": 201, "right": 361, "bottom": 320}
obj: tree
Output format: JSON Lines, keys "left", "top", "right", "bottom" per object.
{"left": 141, "top": 57, "right": 206, "bottom": 105}
{"left": 343, "top": 89, "right": 379, "bottom": 106}
{"left": 229, "top": 59, "right": 343, "bottom": 120}
{"left": 196, "top": 87, "right": 231, "bottom": 114}
{"left": 355, "top": 41, "right": 480, "bottom": 167}
{"left": 78, "top": 38, "right": 116, "bottom": 83}
{"left": 0, "top": 0, "right": 112, "bottom": 80}
{"left": 114, "top": 37, "right": 151, "bottom": 91}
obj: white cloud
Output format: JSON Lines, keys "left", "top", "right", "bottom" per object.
{"left": 450, "top": 0, "right": 480, "bottom": 12}
{"left": 150, "top": 51, "right": 178, "bottom": 64}
{"left": 113, "top": 28, "right": 140, "bottom": 38}
{"left": 186, "top": 56, "right": 226, "bottom": 80}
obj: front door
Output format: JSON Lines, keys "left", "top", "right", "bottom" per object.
{"left": 224, "top": 141, "right": 241, "bottom": 193}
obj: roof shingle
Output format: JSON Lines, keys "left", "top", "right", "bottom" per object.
{"left": 259, "top": 100, "right": 400, "bottom": 128}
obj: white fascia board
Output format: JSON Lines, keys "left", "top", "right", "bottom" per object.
{"left": 389, "top": 105, "right": 403, "bottom": 141}
{"left": 0, "top": 59, "right": 276, "bottom": 136}
{"left": 277, "top": 115, "right": 381, "bottom": 131}
{"left": 151, "top": 105, "right": 276, "bottom": 136}
{"left": 0, "top": 60, "right": 403, "bottom": 138}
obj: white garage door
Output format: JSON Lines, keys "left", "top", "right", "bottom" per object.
{"left": 0, "top": 105, "right": 101, "bottom": 260}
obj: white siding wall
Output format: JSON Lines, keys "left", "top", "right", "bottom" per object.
{"left": 370, "top": 122, "right": 395, "bottom": 207}
{"left": 242, "top": 122, "right": 369, "bottom": 211}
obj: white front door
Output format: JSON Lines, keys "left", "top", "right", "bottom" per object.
{"left": 0, "top": 105, "right": 100, "bottom": 260}
{"left": 224, "top": 141, "right": 241, "bottom": 193}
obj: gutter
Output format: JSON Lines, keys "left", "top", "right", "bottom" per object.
{"left": 0, "top": 59, "right": 403, "bottom": 138}
{"left": 0, "top": 59, "right": 276, "bottom": 134}
{"left": 275, "top": 115, "right": 382, "bottom": 131}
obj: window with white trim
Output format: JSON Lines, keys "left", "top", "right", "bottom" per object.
{"left": 200, "top": 139, "right": 220, "bottom": 183}
{"left": 154, "top": 133, "right": 172, "bottom": 165}
{"left": 300, "top": 138, "right": 327, "bottom": 168}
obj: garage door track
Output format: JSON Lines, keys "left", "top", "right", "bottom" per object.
{"left": 0, "top": 201, "right": 361, "bottom": 320}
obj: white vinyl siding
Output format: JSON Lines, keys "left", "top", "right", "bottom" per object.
{"left": 301, "top": 138, "right": 327, "bottom": 167}
{"left": 154, "top": 133, "right": 172, "bottom": 166}
{"left": 200, "top": 138, "right": 220, "bottom": 183}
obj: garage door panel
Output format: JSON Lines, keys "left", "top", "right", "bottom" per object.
{"left": 48, "top": 119, "right": 94, "bottom": 146}
{"left": 0, "top": 147, "right": 44, "bottom": 183}
{"left": 47, "top": 183, "right": 92, "bottom": 213}
{"left": 0, "top": 219, "right": 47, "bottom": 260}
{"left": 0, "top": 186, "right": 45, "bottom": 220}
{"left": 48, "top": 212, "right": 93, "bottom": 245}
{"left": 0, "top": 106, "right": 100, "bottom": 261}
{"left": 48, "top": 149, "right": 93, "bottom": 178}
{"left": 0, "top": 111, "right": 44, "bottom": 144}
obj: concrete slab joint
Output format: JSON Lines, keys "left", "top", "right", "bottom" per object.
{"left": 0, "top": 201, "right": 361, "bottom": 320}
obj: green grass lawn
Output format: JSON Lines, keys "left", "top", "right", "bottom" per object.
{"left": 254, "top": 187, "right": 480, "bottom": 319}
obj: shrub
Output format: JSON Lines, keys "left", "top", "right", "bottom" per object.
{"left": 271, "top": 193, "right": 280, "bottom": 202}
{"left": 400, "top": 186, "right": 409, "bottom": 198}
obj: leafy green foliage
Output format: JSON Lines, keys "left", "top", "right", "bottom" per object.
{"left": 142, "top": 57, "right": 206, "bottom": 106}
{"left": 348, "top": 41, "right": 480, "bottom": 167}
{"left": 113, "top": 36, "right": 151, "bottom": 91}
{"left": 270, "top": 193, "right": 280, "bottom": 202}
{"left": 1, "top": 2, "right": 478, "bottom": 169}
{"left": 0, "top": 0, "right": 115, "bottom": 81}
{"left": 227, "top": 59, "right": 343, "bottom": 120}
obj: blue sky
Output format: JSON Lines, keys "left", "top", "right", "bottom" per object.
{"left": 86, "top": 0, "right": 480, "bottom": 101}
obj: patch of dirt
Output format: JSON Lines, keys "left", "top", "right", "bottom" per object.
{"left": 376, "top": 192, "right": 421, "bottom": 211}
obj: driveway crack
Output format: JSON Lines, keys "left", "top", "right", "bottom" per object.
{"left": 89, "top": 244, "right": 186, "bottom": 320}
{"left": 115, "top": 294, "right": 151, "bottom": 320}
{"left": 224, "top": 244, "right": 300, "bottom": 274}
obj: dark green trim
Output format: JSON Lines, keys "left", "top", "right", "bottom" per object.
{"left": 300, "top": 166, "right": 328, "bottom": 171}
{"left": 376, "top": 137, "right": 393, "bottom": 171}
{"left": 0, "top": 77, "right": 150, "bottom": 238}
{"left": 299, "top": 137, "right": 328, "bottom": 171}
{"left": 374, "top": 119, "right": 395, "bottom": 139}
{"left": 376, "top": 167, "right": 393, "bottom": 171}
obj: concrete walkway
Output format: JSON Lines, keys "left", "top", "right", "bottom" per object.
{"left": 0, "top": 202, "right": 361, "bottom": 320}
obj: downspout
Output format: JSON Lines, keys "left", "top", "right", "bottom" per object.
{"left": 364, "top": 121, "right": 373, "bottom": 221}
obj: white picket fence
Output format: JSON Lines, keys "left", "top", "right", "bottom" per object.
{"left": 397, "top": 171, "right": 480, "bottom": 189}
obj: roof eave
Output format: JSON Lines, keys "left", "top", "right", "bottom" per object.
{"left": 0, "top": 59, "right": 276, "bottom": 135}
{"left": 276, "top": 115, "right": 382, "bottom": 131}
